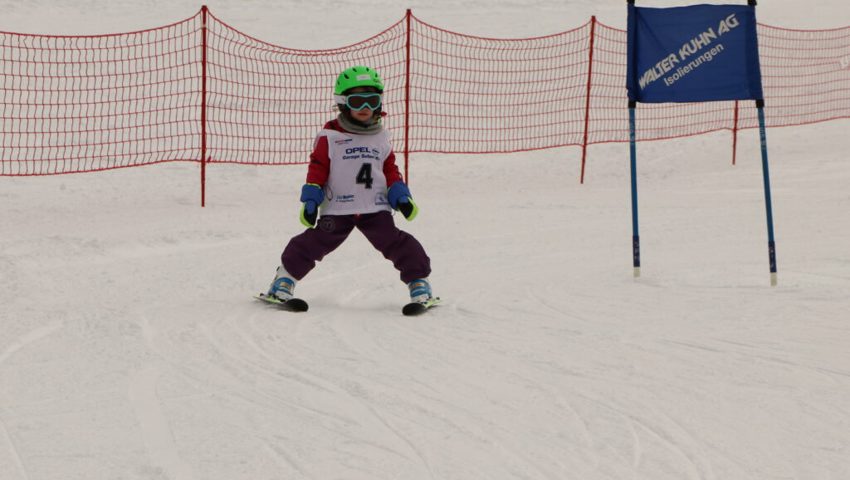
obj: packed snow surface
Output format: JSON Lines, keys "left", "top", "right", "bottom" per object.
{"left": 2, "top": 1, "right": 849, "bottom": 479}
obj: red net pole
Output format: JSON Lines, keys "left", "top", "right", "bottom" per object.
{"left": 201, "top": 6, "right": 208, "bottom": 206}
{"left": 404, "top": 9, "right": 413, "bottom": 184}
{"left": 580, "top": 16, "right": 596, "bottom": 184}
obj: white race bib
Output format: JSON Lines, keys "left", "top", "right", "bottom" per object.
{"left": 318, "top": 129, "right": 393, "bottom": 216}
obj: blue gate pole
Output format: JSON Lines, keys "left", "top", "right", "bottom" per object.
{"left": 756, "top": 99, "right": 778, "bottom": 286}
{"left": 629, "top": 100, "right": 641, "bottom": 278}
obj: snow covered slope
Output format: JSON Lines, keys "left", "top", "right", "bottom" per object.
{"left": 2, "top": 1, "right": 850, "bottom": 479}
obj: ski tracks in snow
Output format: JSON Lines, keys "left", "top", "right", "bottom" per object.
{"left": 131, "top": 316, "right": 197, "bottom": 480}
{"left": 127, "top": 366, "right": 196, "bottom": 480}
{"left": 0, "top": 408, "right": 30, "bottom": 480}
{"left": 232, "top": 310, "right": 440, "bottom": 479}
{"left": 133, "top": 300, "right": 442, "bottom": 479}
{"left": 0, "top": 322, "right": 64, "bottom": 480}
{"left": 0, "top": 322, "right": 64, "bottom": 367}
{"left": 490, "top": 285, "right": 719, "bottom": 479}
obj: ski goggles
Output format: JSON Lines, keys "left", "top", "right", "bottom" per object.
{"left": 334, "top": 93, "right": 382, "bottom": 111}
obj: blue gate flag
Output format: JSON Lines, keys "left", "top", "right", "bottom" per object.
{"left": 627, "top": 4, "right": 764, "bottom": 103}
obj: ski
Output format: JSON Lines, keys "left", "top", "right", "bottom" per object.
{"left": 402, "top": 297, "right": 441, "bottom": 316}
{"left": 255, "top": 293, "right": 309, "bottom": 312}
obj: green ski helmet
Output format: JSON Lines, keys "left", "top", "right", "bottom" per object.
{"left": 334, "top": 65, "right": 384, "bottom": 95}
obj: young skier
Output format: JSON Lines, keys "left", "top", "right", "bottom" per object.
{"left": 264, "top": 65, "right": 434, "bottom": 311}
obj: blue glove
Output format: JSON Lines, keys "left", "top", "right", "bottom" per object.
{"left": 387, "top": 181, "right": 419, "bottom": 221}
{"left": 299, "top": 183, "right": 323, "bottom": 228}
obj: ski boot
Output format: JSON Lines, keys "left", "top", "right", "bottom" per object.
{"left": 267, "top": 265, "right": 296, "bottom": 301}
{"left": 403, "top": 278, "right": 439, "bottom": 316}
{"left": 407, "top": 278, "right": 433, "bottom": 304}
{"left": 256, "top": 266, "right": 309, "bottom": 312}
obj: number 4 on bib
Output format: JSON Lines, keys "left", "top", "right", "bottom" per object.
{"left": 356, "top": 163, "right": 373, "bottom": 189}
